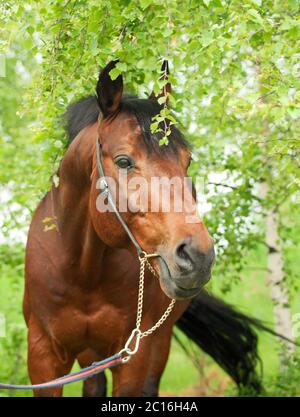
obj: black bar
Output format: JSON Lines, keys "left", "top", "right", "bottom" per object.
{"left": 0, "top": 397, "right": 298, "bottom": 415}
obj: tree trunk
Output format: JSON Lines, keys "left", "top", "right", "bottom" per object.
{"left": 261, "top": 182, "right": 295, "bottom": 360}
{"left": 256, "top": 59, "right": 295, "bottom": 361}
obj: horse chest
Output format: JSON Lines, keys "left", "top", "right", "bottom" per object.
{"left": 49, "top": 295, "right": 135, "bottom": 352}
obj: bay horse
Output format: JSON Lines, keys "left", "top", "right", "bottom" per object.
{"left": 23, "top": 61, "right": 263, "bottom": 397}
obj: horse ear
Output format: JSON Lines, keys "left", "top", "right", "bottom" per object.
{"left": 149, "top": 60, "right": 172, "bottom": 105}
{"left": 96, "top": 60, "right": 123, "bottom": 117}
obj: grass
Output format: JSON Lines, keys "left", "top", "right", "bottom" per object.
{"left": 212, "top": 246, "right": 281, "bottom": 380}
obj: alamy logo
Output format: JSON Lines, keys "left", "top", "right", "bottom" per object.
{"left": 96, "top": 173, "right": 205, "bottom": 224}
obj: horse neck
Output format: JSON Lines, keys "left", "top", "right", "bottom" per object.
{"left": 53, "top": 124, "right": 107, "bottom": 282}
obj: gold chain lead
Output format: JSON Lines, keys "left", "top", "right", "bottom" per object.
{"left": 119, "top": 252, "right": 176, "bottom": 362}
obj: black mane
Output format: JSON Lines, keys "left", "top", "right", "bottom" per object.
{"left": 64, "top": 94, "right": 189, "bottom": 155}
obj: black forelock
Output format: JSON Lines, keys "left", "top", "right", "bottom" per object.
{"left": 64, "top": 94, "right": 189, "bottom": 155}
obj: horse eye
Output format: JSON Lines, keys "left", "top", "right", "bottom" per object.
{"left": 115, "top": 156, "right": 133, "bottom": 170}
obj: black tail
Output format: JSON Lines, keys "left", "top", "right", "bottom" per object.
{"left": 175, "top": 291, "right": 280, "bottom": 393}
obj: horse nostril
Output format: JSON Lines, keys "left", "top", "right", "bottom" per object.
{"left": 177, "top": 243, "right": 191, "bottom": 262}
{"left": 175, "top": 240, "right": 194, "bottom": 271}
{"left": 175, "top": 238, "right": 215, "bottom": 275}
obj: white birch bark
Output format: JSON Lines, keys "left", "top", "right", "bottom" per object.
{"left": 261, "top": 181, "right": 295, "bottom": 357}
{"left": 255, "top": 61, "right": 295, "bottom": 359}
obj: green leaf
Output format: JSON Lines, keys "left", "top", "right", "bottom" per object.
{"left": 139, "top": 0, "right": 153, "bottom": 10}
{"left": 159, "top": 136, "right": 169, "bottom": 146}
{"left": 117, "top": 62, "right": 128, "bottom": 72}
{"left": 157, "top": 96, "right": 167, "bottom": 105}
{"left": 42, "top": 217, "right": 55, "bottom": 224}
{"left": 250, "top": 0, "right": 262, "bottom": 6}
{"left": 109, "top": 68, "right": 121, "bottom": 80}
{"left": 248, "top": 9, "right": 265, "bottom": 26}
{"left": 44, "top": 223, "right": 58, "bottom": 232}
{"left": 26, "top": 26, "right": 35, "bottom": 36}
{"left": 53, "top": 174, "right": 60, "bottom": 188}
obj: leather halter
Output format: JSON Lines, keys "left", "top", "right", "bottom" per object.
{"left": 95, "top": 137, "right": 143, "bottom": 256}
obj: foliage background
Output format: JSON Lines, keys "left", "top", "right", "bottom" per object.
{"left": 0, "top": 0, "right": 299, "bottom": 396}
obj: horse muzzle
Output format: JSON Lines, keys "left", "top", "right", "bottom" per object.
{"left": 156, "top": 242, "right": 215, "bottom": 300}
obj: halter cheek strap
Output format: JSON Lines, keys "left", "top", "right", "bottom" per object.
{"left": 95, "top": 137, "right": 143, "bottom": 256}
